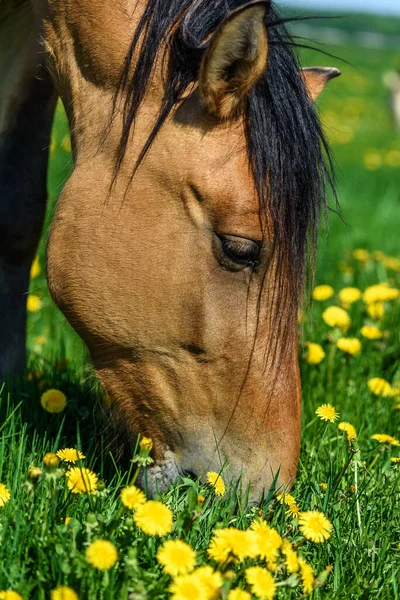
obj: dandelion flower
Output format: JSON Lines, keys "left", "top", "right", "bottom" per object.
{"left": 194, "top": 566, "right": 223, "bottom": 597}
{"left": 251, "top": 521, "right": 282, "bottom": 562}
{"left": 43, "top": 452, "right": 59, "bottom": 468}
{"left": 56, "top": 448, "right": 85, "bottom": 463}
{"left": 276, "top": 493, "right": 296, "bottom": 506}
{"left": 41, "top": 389, "right": 67, "bottom": 414}
{"left": 313, "top": 285, "right": 334, "bottom": 301}
{"left": 315, "top": 404, "right": 339, "bottom": 423}
{"left": 134, "top": 501, "right": 173, "bottom": 536}
{"left": 319, "top": 482, "right": 328, "bottom": 492}
{"left": 338, "top": 422, "right": 357, "bottom": 441}
{"left": 336, "top": 338, "right": 361, "bottom": 356}
{"left": 120, "top": 485, "right": 146, "bottom": 510}
{"left": 368, "top": 378, "right": 392, "bottom": 397}
{"left": 86, "top": 539, "right": 118, "bottom": 570}
{"left": 338, "top": 287, "right": 361, "bottom": 308}
{"left": 27, "top": 294, "right": 41, "bottom": 312}
{"left": 0, "top": 592, "right": 23, "bottom": 600}
{"left": 245, "top": 566, "right": 276, "bottom": 600}
{"left": 352, "top": 248, "right": 369, "bottom": 263}
{"left": 306, "top": 343, "right": 325, "bottom": 365}
{"left": 228, "top": 590, "right": 252, "bottom": 600}
{"left": 30, "top": 255, "right": 41, "bottom": 279}
{"left": 206, "top": 471, "right": 225, "bottom": 496}
{"left": 286, "top": 503, "right": 300, "bottom": 518}
{"left": 298, "top": 557, "right": 315, "bottom": 594}
{"left": 0, "top": 484, "right": 11, "bottom": 507}
{"left": 298, "top": 511, "right": 333, "bottom": 543}
{"left": 367, "top": 302, "right": 384, "bottom": 320}
{"left": 157, "top": 540, "right": 196, "bottom": 576}
{"left": 27, "top": 466, "right": 43, "bottom": 480}
{"left": 391, "top": 458, "right": 400, "bottom": 464}
{"left": 371, "top": 434, "right": 400, "bottom": 446}
{"left": 322, "top": 306, "right": 351, "bottom": 332}
{"left": 281, "top": 540, "right": 299, "bottom": 573}
{"left": 208, "top": 528, "right": 258, "bottom": 563}
{"left": 66, "top": 467, "right": 98, "bottom": 494}
{"left": 360, "top": 325, "right": 383, "bottom": 340}
{"left": 363, "top": 283, "right": 399, "bottom": 304}
{"left": 168, "top": 573, "right": 206, "bottom": 600}
{"left": 51, "top": 586, "right": 79, "bottom": 600}
{"left": 139, "top": 436, "right": 153, "bottom": 451}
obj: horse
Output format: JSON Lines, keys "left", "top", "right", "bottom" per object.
{"left": 0, "top": 0, "right": 339, "bottom": 500}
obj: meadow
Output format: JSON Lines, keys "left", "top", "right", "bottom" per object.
{"left": 1, "top": 21, "right": 400, "bottom": 600}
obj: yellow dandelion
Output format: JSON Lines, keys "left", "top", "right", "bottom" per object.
{"left": 228, "top": 590, "right": 252, "bottom": 600}
{"left": 382, "top": 255, "right": 400, "bottom": 271}
{"left": 86, "top": 539, "right": 118, "bottom": 570}
{"left": 245, "top": 566, "right": 276, "bottom": 600}
{"left": 361, "top": 325, "right": 383, "bottom": 340}
{"left": 315, "top": 404, "right": 339, "bottom": 423}
{"left": 286, "top": 503, "right": 300, "bottom": 518}
{"left": 120, "top": 485, "right": 146, "bottom": 510}
{"left": 157, "top": 540, "right": 196, "bottom": 576}
{"left": 208, "top": 528, "right": 258, "bottom": 563}
{"left": 352, "top": 248, "right": 370, "bottom": 262}
{"left": 371, "top": 434, "right": 400, "bottom": 446}
{"left": 65, "top": 467, "right": 98, "bottom": 494}
{"left": 27, "top": 294, "right": 42, "bottom": 312}
{"left": 139, "top": 436, "right": 153, "bottom": 451}
{"left": 298, "top": 511, "right": 333, "bottom": 543}
{"left": 35, "top": 335, "right": 46, "bottom": 345}
{"left": 0, "top": 484, "right": 10, "bottom": 507}
{"left": 322, "top": 306, "right": 351, "bottom": 332}
{"left": 194, "top": 566, "right": 223, "bottom": 597}
{"left": 0, "top": 592, "right": 23, "bottom": 600}
{"left": 51, "top": 586, "right": 79, "bottom": 600}
{"left": 319, "top": 482, "right": 328, "bottom": 492}
{"left": 27, "top": 466, "right": 43, "bottom": 480}
{"left": 298, "top": 557, "right": 315, "bottom": 594}
{"left": 336, "top": 338, "right": 361, "bottom": 356}
{"left": 206, "top": 471, "right": 225, "bottom": 496}
{"left": 305, "top": 342, "right": 325, "bottom": 365}
{"left": 391, "top": 458, "right": 400, "bottom": 464}
{"left": 363, "top": 283, "right": 399, "bottom": 304}
{"left": 338, "top": 287, "right": 361, "bottom": 308}
{"left": 367, "top": 302, "right": 385, "bottom": 320}
{"left": 56, "top": 448, "right": 85, "bottom": 463}
{"left": 281, "top": 539, "right": 299, "bottom": 573}
{"left": 251, "top": 521, "right": 282, "bottom": 562}
{"left": 276, "top": 492, "right": 296, "bottom": 506}
{"left": 41, "top": 389, "right": 67, "bottom": 414}
{"left": 65, "top": 517, "right": 71, "bottom": 525}
{"left": 43, "top": 452, "right": 59, "bottom": 468}
{"left": 368, "top": 378, "right": 392, "bottom": 397}
{"left": 134, "top": 500, "right": 173, "bottom": 536}
{"left": 30, "top": 255, "right": 41, "bottom": 279}
{"left": 168, "top": 573, "right": 207, "bottom": 600}
{"left": 313, "top": 285, "right": 334, "bottom": 301}
{"left": 338, "top": 422, "right": 357, "bottom": 441}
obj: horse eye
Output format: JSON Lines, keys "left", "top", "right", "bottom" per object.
{"left": 218, "top": 235, "right": 260, "bottom": 270}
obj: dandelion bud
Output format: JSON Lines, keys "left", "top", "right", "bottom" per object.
{"left": 27, "top": 466, "right": 43, "bottom": 480}
{"left": 43, "top": 452, "right": 59, "bottom": 468}
{"left": 87, "top": 512, "right": 97, "bottom": 524}
{"left": 97, "top": 479, "right": 106, "bottom": 492}
{"left": 139, "top": 436, "right": 153, "bottom": 452}
{"left": 125, "top": 517, "right": 134, "bottom": 528}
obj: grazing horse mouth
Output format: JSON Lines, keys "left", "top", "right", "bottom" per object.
{"left": 136, "top": 448, "right": 185, "bottom": 496}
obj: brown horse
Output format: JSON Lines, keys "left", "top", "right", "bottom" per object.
{"left": 0, "top": 0, "right": 339, "bottom": 500}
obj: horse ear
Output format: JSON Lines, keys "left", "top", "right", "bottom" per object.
{"left": 199, "top": 1, "right": 270, "bottom": 120}
{"left": 301, "top": 67, "right": 341, "bottom": 101}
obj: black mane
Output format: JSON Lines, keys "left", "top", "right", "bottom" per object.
{"left": 114, "top": 0, "right": 335, "bottom": 356}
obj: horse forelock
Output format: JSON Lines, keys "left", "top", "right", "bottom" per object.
{"left": 113, "top": 0, "right": 336, "bottom": 361}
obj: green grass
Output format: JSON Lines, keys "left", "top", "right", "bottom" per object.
{"left": 1, "top": 33, "right": 400, "bottom": 600}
